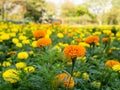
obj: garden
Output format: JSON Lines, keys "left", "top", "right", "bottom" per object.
{"left": 0, "top": 0, "right": 120, "bottom": 90}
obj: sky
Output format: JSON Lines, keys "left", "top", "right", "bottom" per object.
{"left": 45, "top": 0, "right": 86, "bottom": 6}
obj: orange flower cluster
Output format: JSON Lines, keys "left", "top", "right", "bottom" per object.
{"left": 37, "top": 38, "right": 52, "bottom": 47}
{"left": 85, "top": 36, "right": 99, "bottom": 44}
{"left": 33, "top": 30, "right": 46, "bottom": 38}
{"left": 105, "top": 60, "right": 120, "bottom": 67}
{"left": 75, "top": 38, "right": 81, "bottom": 43}
{"left": 63, "top": 45, "right": 86, "bottom": 58}
{"left": 102, "top": 38, "right": 109, "bottom": 42}
{"left": 53, "top": 73, "right": 75, "bottom": 88}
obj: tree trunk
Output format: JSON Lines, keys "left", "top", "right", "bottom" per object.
{"left": 97, "top": 15, "right": 102, "bottom": 25}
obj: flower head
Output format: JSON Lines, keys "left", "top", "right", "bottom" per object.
{"left": 53, "top": 73, "right": 74, "bottom": 88}
{"left": 17, "top": 52, "right": 29, "bottom": 60}
{"left": 33, "top": 30, "right": 46, "bottom": 38}
{"left": 85, "top": 36, "right": 99, "bottom": 44}
{"left": 15, "top": 62, "right": 27, "bottom": 69}
{"left": 37, "top": 38, "right": 52, "bottom": 47}
{"left": 2, "top": 61, "right": 11, "bottom": 67}
{"left": 105, "top": 60, "right": 120, "bottom": 67}
{"left": 112, "top": 64, "right": 120, "bottom": 72}
{"left": 102, "top": 38, "right": 109, "bottom": 42}
{"left": 2, "top": 69, "right": 20, "bottom": 83}
{"left": 24, "top": 66, "right": 35, "bottom": 73}
{"left": 63, "top": 45, "right": 86, "bottom": 58}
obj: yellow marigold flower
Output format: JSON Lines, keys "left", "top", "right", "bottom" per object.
{"left": 37, "top": 38, "right": 52, "bottom": 47}
{"left": 53, "top": 73, "right": 75, "bottom": 88}
{"left": 112, "top": 64, "right": 120, "bottom": 72}
{"left": 15, "top": 62, "right": 27, "bottom": 69}
{"left": 54, "top": 45, "right": 61, "bottom": 51}
{"left": 19, "top": 35, "right": 27, "bottom": 40}
{"left": 24, "top": 66, "right": 35, "bottom": 73}
{"left": 77, "top": 57, "right": 87, "bottom": 62}
{"left": 22, "top": 40, "right": 30, "bottom": 44}
{"left": 85, "top": 36, "right": 99, "bottom": 45}
{"left": 31, "top": 41, "right": 37, "bottom": 47}
{"left": 1, "top": 34, "right": 10, "bottom": 40}
{"left": 2, "top": 69, "right": 20, "bottom": 83}
{"left": 105, "top": 60, "right": 120, "bottom": 67}
{"left": 33, "top": 30, "right": 46, "bottom": 38}
{"left": 82, "top": 72, "right": 89, "bottom": 80}
{"left": 2, "top": 61, "right": 11, "bottom": 67}
{"left": 12, "top": 38, "right": 19, "bottom": 44}
{"left": 63, "top": 45, "right": 86, "bottom": 58}
{"left": 16, "top": 43, "right": 22, "bottom": 48}
{"left": 79, "top": 42, "right": 90, "bottom": 48}
{"left": 57, "top": 33, "right": 64, "bottom": 38}
{"left": 29, "top": 51, "right": 34, "bottom": 55}
{"left": 73, "top": 71, "right": 81, "bottom": 77}
{"left": 17, "top": 52, "right": 29, "bottom": 59}
{"left": 91, "top": 81, "right": 101, "bottom": 88}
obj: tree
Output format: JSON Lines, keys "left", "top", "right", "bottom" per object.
{"left": 61, "top": 0, "right": 76, "bottom": 17}
{"left": 87, "top": 0, "right": 112, "bottom": 25}
{"left": 0, "top": 0, "right": 46, "bottom": 22}
{"left": 45, "top": 1, "right": 57, "bottom": 17}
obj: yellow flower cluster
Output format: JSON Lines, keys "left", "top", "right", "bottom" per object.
{"left": 17, "top": 52, "right": 29, "bottom": 59}
{"left": 2, "top": 69, "right": 20, "bottom": 83}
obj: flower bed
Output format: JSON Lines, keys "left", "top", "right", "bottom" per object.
{"left": 0, "top": 22, "right": 120, "bottom": 90}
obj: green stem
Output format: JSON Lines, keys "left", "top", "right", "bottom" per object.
{"left": 67, "top": 58, "right": 76, "bottom": 90}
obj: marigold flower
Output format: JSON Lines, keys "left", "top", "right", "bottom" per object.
{"left": 105, "top": 60, "right": 120, "bottom": 67}
{"left": 33, "top": 30, "right": 46, "bottom": 38}
{"left": 82, "top": 72, "right": 89, "bottom": 80}
{"left": 17, "top": 52, "right": 29, "bottom": 59}
{"left": 2, "top": 69, "right": 20, "bottom": 83}
{"left": 91, "top": 81, "right": 101, "bottom": 88}
{"left": 102, "top": 38, "right": 109, "bottom": 42}
{"left": 53, "top": 73, "right": 75, "bottom": 88}
{"left": 12, "top": 38, "right": 19, "bottom": 44}
{"left": 85, "top": 36, "right": 99, "bottom": 44}
{"left": 8, "top": 51, "right": 16, "bottom": 55}
{"left": 112, "top": 64, "right": 120, "bottom": 72}
{"left": 63, "top": 45, "right": 86, "bottom": 58}
{"left": 57, "top": 33, "right": 64, "bottom": 38}
{"left": 2, "top": 61, "right": 11, "bottom": 67}
{"left": 75, "top": 38, "right": 81, "bottom": 43}
{"left": 15, "top": 62, "right": 27, "bottom": 69}
{"left": 24, "top": 66, "right": 35, "bottom": 73}
{"left": 53, "top": 21, "right": 61, "bottom": 26}
{"left": 37, "top": 38, "right": 52, "bottom": 47}
{"left": 16, "top": 43, "right": 22, "bottom": 48}
{"left": 68, "top": 33, "right": 73, "bottom": 37}
{"left": 31, "top": 41, "right": 37, "bottom": 47}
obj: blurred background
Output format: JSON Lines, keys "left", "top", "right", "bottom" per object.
{"left": 0, "top": 0, "right": 120, "bottom": 25}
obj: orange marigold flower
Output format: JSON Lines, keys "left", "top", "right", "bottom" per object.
{"left": 102, "top": 38, "right": 109, "bottom": 42}
{"left": 105, "top": 60, "right": 120, "bottom": 67}
{"left": 75, "top": 38, "right": 81, "bottom": 43}
{"left": 37, "top": 38, "right": 52, "bottom": 47}
{"left": 33, "top": 30, "right": 46, "bottom": 38}
{"left": 68, "top": 33, "right": 73, "bottom": 37}
{"left": 8, "top": 51, "right": 16, "bottom": 55}
{"left": 53, "top": 21, "right": 61, "bottom": 26}
{"left": 53, "top": 73, "right": 75, "bottom": 88}
{"left": 63, "top": 45, "right": 86, "bottom": 58}
{"left": 108, "top": 49, "right": 112, "bottom": 53}
{"left": 85, "top": 36, "right": 99, "bottom": 44}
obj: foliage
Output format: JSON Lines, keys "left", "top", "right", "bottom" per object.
{"left": 0, "top": 22, "right": 120, "bottom": 90}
